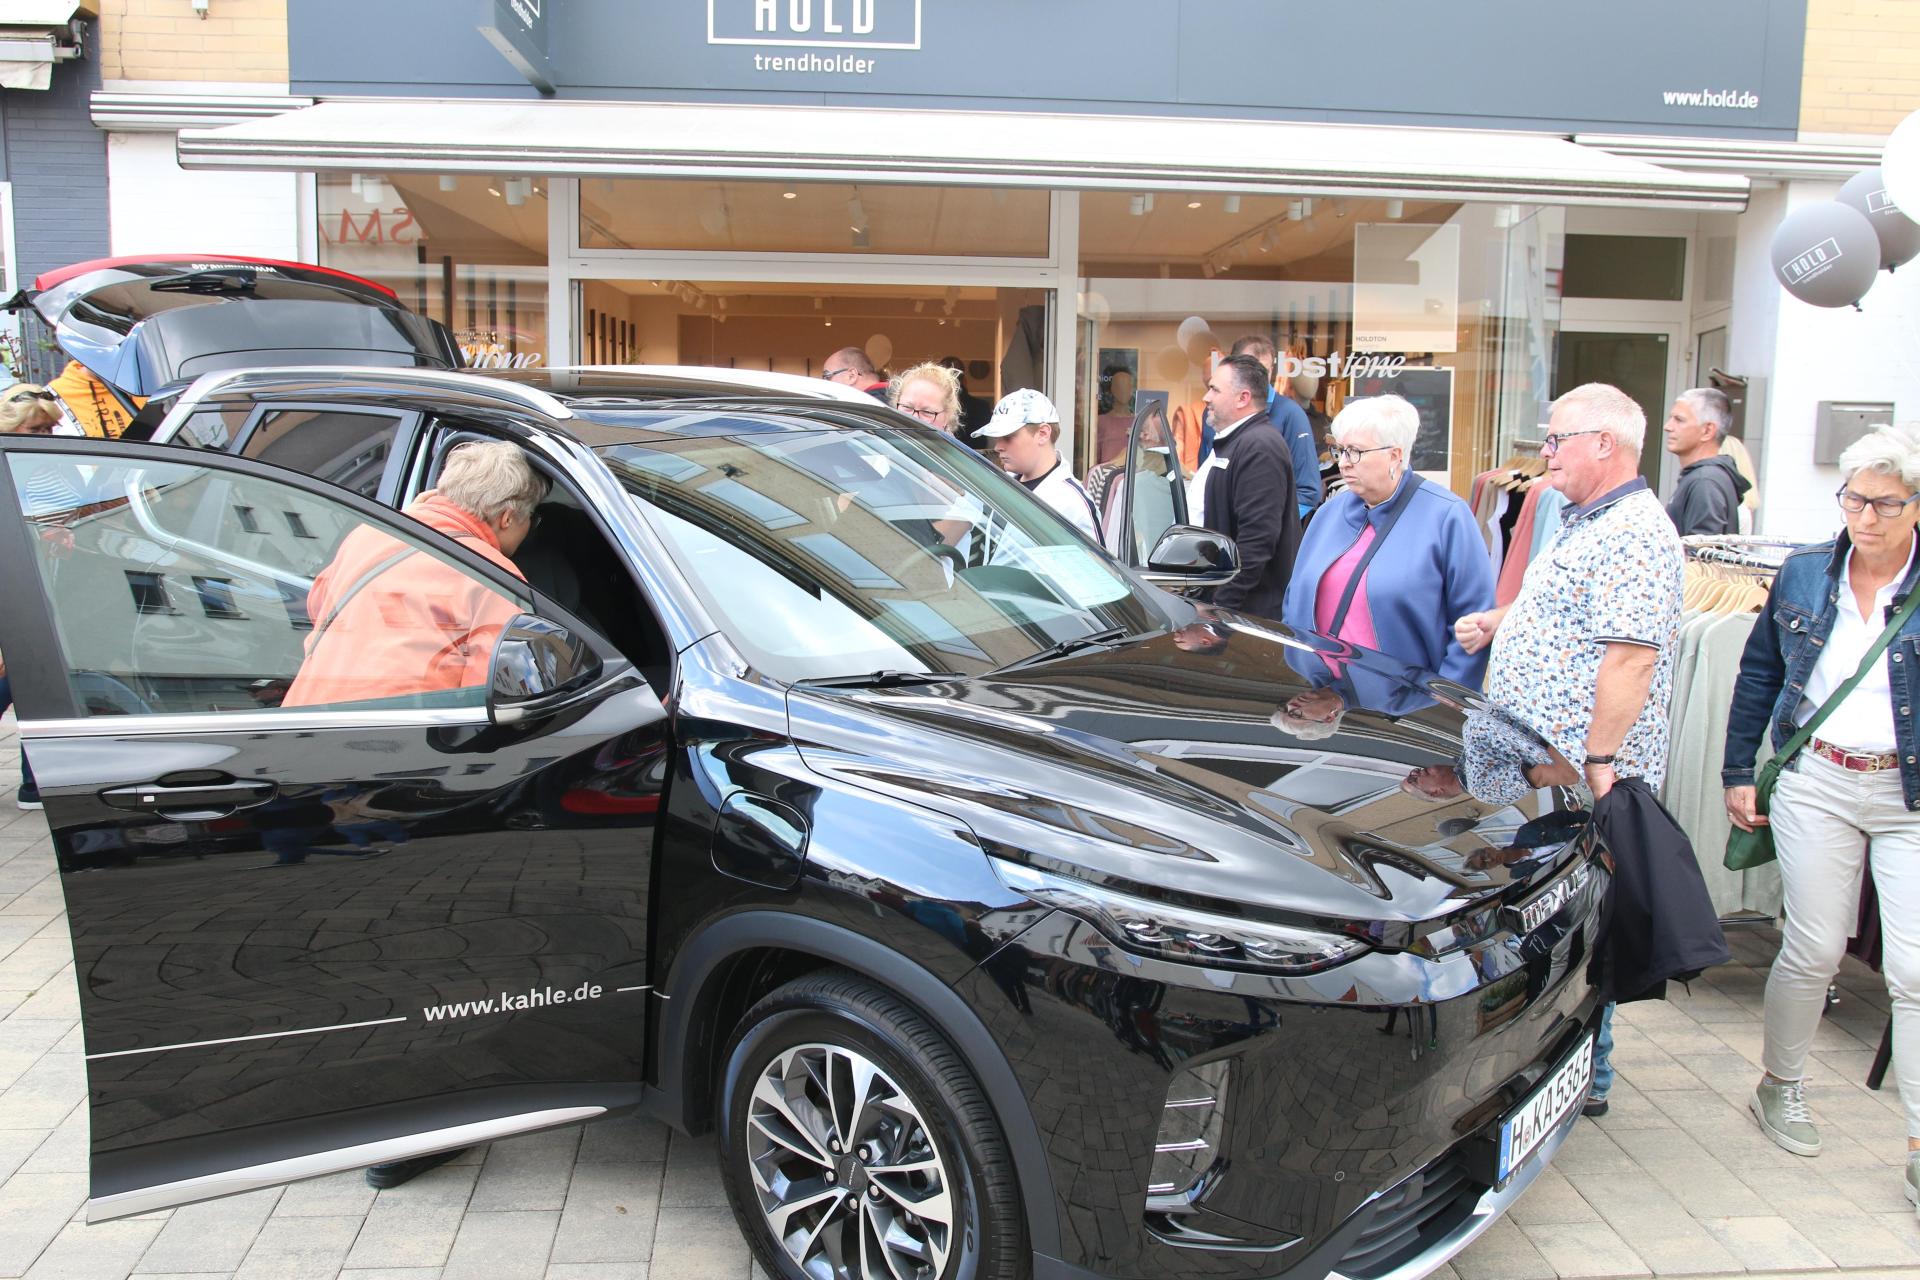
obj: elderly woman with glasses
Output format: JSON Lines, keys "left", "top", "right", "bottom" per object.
{"left": 1280, "top": 394, "right": 1495, "bottom": 686}
{"left": 1724, "top": 425, "right": 1920, "bottom": 1205}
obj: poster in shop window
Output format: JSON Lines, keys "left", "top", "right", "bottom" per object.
{"left": 1353, "top": 223, "right": 1461, "bottom": 355}
{"left": 1349, "top": 366, "right": 1453, "bottom": 478}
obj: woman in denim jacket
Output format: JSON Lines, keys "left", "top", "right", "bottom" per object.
{"left": 1723, "top": 426, "right": 1920, "bottom": 1212}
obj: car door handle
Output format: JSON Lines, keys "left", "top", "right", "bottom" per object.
{"left": 100, "top": 778, "right": 279, "bottom": 818}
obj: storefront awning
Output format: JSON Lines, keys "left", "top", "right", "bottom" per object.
{"left": 0, "top": 0, "right": 91, "bottom": 90}
{"left": 177, "top": 98, "right": 1751, "bottom": 211}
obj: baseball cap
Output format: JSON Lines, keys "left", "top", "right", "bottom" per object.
{"left": 974, "top": 388, "right": 1059, "bottom": 439}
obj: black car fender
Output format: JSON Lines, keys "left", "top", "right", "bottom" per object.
{"left": 649, "top": 909, "right": 1062, "bottom": 1260}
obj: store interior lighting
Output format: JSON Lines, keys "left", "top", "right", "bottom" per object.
{"left": 1386, "top": 198, "right": 1405, "bottom": 219}
{"left": 1223, "top": 195, "right": 1241, "bottom": 214}
{"left": 504, "top": 177, "right": 531, "bottom": 207}
{"left": 438, "top": 175, "right": 458, "bottom": 193}
{"left": 1187, "top": 199, "right": 1203, "bottom": 209}
{"left": 782, "top": 188, "right": 797, "bottom": 199}
{"left": 1129, "top": 193, "right": 1146, "bottom": 216}
{"left": 360, "top": 177, "right": 386, "bottom": 205}
{"left": 1288, "top": 200, "right": 1304, "bottom": 221}
{"left": 1301, "top": 198, "right": 1314, "bottom": 217}
{"left": 349, "top": 173, "right": 363, "bottom": 195}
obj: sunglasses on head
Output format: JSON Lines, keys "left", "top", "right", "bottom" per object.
{"left": 7, "top": 390, "right": 57, "bottom": 404}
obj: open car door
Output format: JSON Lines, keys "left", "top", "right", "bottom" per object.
{"left": 0, "top": 436, "right": 665, "bottom": 1220}
{"left": 1110, "top": 398, "right": 1189, "bottom": 566}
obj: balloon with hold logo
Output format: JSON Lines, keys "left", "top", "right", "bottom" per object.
{"left": 1768, "top": 201, "right": 1881, "bottom": 308}
{"left": 1837, "top": 168, "right": 1920, "bottom": 271}
{"left": 1881, "top": 108, "right": 1920, "bottom": 230}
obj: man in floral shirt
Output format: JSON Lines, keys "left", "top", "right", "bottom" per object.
{"left": 1454, "top": 381, "right": 1685, "bottom": 1119}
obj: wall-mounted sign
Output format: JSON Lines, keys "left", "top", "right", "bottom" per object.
{"left": 708, "top": 0, "right": 921, "bottom": 50}
{"left": 478, "top": 0, "right": 555, "bottom": 95}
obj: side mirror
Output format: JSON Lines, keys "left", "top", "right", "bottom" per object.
{"left": 488, "top": 615, "right": 604, "bottom": 724}
{"left": 1141, "top": 526, "right": 1240, "bottom": 593}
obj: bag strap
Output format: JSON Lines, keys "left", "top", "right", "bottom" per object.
{"left": 1327, "top": 476, "right": 1424, "bottom": 635}
{"left": 1774, "top": 584, "right": 1920, "bottom": 767}
{"left": 309, "top": 546, "right": 418, "bottom": 645}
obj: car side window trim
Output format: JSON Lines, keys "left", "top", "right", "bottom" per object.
{"left": 233, "top": 401, "right": 421, "bottom": 504}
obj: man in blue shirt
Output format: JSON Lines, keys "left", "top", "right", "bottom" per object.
{"left": 1206, "top": 335, "right": 1323, "bottom": 520}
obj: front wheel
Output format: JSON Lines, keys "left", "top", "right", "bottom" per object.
{"left": 717, "top": 969, "right": 1028, "bottom": 1280}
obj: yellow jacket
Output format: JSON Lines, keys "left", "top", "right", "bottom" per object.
{"left": 50, "top": 361, "right": 141, "bottom": 439}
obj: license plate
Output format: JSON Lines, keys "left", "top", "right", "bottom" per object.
{"left": 1511, "top": 862, "right": 1591, "bottom": 936}
{"left": 1497, "top": 1034, "right": 1594, "bottom": 1183}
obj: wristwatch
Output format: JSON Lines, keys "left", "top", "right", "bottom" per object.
{"left": 1584, "top": 754, "right": 1617, "bottom": 767}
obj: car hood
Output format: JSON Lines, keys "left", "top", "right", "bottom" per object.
{"left": 6, "top": 256, "right": 459, "bottom": 397}
{"left": 787, "top": 618, "right": 1590, "bottom": 929}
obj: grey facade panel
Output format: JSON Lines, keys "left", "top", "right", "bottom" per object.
{"left": 289, "top": 0, "right": 1807, "bottom": 140}
{"left": 3, "top": 52, "right": 109, "bottom": 286}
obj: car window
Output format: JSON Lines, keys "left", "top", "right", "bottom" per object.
{"left": 174, "top": 407, "right": 249, "bottom": 451}
{"left": 599, "top": 426, "right": 1163, "bottom": 682}
{"left": 242, "top": 408, "right": 407, "bottom": 498}
{"left": 9, "top": 451, "right": 530, "bottom": 718}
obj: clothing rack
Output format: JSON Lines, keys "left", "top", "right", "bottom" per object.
{"left": 1682, "top": 534, "right": 1797, "bottom": 573}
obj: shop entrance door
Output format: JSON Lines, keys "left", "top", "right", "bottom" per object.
{"left": 1551, "top": 320, "right": 1683, "bottom": 492}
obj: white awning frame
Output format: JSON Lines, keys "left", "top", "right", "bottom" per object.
{"left": 177, "top": 98, "right": 1752, "bottom": 212}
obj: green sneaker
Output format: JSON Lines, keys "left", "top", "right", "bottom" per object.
{"left": 1750, "top": 1078, "right": 1821, "bottom": 1157}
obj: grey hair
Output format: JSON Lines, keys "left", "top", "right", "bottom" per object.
{"left": 889, "top": 362, "right": 962, "bottom": 425}
{"left": 1553, "top": 382, "right": 1646, "bottom": 455}
{"left": 1677, "top": 387, "right": 1732, "bottom": 440}
{"left": 1330, "top": 394, "right": 1419, "bottom": 454}
{"left": 1838, "top": 424, "right": 1920, "bottom": 493}
{"left": 437, "top": 441, "right": 550, "bottom": 524}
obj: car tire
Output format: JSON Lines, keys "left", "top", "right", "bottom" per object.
{"left": 717, "top": 968, "right": 1028, "bottom": 1280}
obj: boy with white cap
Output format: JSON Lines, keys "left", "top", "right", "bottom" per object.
{"left": 975, "top": 388, "right": 1101, "bottom": 541}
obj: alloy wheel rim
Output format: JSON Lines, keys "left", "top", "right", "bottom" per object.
{"left": 744, "top": 1042, "right": 956, "bottom": 1280}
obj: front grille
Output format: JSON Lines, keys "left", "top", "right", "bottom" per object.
{"left": 1334, "top": 1149, "right": 1485, "bottom": 1280}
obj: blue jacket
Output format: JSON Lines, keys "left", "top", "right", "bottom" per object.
{"left": 1722, "top": 533, "right": 1920, "bottom": 809}
{"left": 1202, "top": 389, "right": 1323, "bottom": 517}
{"left": 1280, "top": 470, "right": 1495, "bottom": 688}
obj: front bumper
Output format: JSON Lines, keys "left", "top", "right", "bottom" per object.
{"left": 961, "top": 857, "right": 1607, "bottom": 1280}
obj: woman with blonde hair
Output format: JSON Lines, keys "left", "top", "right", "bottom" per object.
{"left": 0, "top": 384, "right": 63, "bottom": 435}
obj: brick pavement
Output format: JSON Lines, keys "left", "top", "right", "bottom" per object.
{"left": 0, "top": 716, "right": 1915, "bottom": 1279}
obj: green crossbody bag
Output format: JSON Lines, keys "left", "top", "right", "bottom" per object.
{"left": 1725, "top": 587, "right": 1920, "bottom": 871}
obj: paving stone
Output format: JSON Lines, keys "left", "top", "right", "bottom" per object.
{"left": 551, "top": 1161, "right": 662, "bottom": 1266}
{"left": 576, "top": 1116, "right": 669, "bottom": 1167}
{"left": 0, "top": 1129, "right": 48, "bottom": 1184}
{"left": 1697, "top": 1215, "right": 1835, "bottom": 1271}
{"left": 1600, "top": 1210, "right": 1742, "bottom": 1275}
{"left": 544, "top": 1264, "right": 651, "bottom": 1279}
{"left": 0, "top": 1054, "right": 84, "bottom": 1131}
{"left": 441, "top": 1210, "right": 558, "bottom": 1280}
{"left": 471, "top": 1127, "right": 583, "bottom": 1214}
{"left": 1780, "top": 1210, "right": 1920, "bottom": 1267}
{"left": 0, "top": 1171, "right": 87, "bottom": 1277}
{"left": 1822, "top": 1166, "right": 1919, "bottom": 1214}
{"left": 1518, "top": 1220, "right": 1650, "bottom": 1277}
{"left": 338, "top": 1270, "right": 445, "bottom": 1280}
{"left": 342, "top": 1163, "right": 479, "bottom": 1271}
{"left": 1451, "top": 1217, "right": 1558, "bottom": 1280}
{"left": 17, "top": 1105, "right": 83, "bottom": 1176}
{"left": 658, "top": 1135, "right": 727, "bottom": 1209}
{"left": 643, "top": 1205, "right": 750, "bottom": 1280}
{"left": 1507, "top": 1168, "right": 1601, "bottom": 1227}
{"left": 22, "top": 1218, "right": 165, "bottom": 1279}
{"left": 137, "top": 1187, "right": 283, "bottom": 1274}
{"left": 274, "top": 1171, "right": 378, "bottom": 1219}
{"left": 233, "top": 1214, "right": 364, "bottom": 1280}
{"left": 1548, "top": 1123, "right": 1639, "bottom": 1177}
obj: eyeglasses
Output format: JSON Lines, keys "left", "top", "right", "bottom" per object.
{"left": 1835, "top": 485, "right": 1920, "bottom": 519}
{"left": 896, "top": 402, "right": 944, "bottom": 423}
{"left": 823, "top": 366, "right": 855, "bottom": 381}
{"left": 1541, "top": 429, "right": 1605, "bottom": 454}
{"left": 6, "top": 390, "right": 56, "bottom": 404}
{"left": 1331, "top": 444, "right": 1396, "bottom": 466}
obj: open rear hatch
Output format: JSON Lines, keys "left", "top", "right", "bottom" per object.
{"left": 5, "top": 256, "right": 461, "bottom": 405}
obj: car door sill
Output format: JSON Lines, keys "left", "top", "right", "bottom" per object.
{"left": 86, "top": 1105, "right": 606, "bottom": 1222}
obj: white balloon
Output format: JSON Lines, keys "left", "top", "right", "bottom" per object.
{"left": 1175, "top": 316, "right": 1212, "bottom": 350}
{"left": 865, "top": 334, "right": 893, "bottom": 370}
{"left": 1882, "top": 109, "right": 1920, "bottom": 224}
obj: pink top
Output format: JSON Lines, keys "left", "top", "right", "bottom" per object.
{"left": 1314, "top": 525, "right": 1379, "bottom": 647}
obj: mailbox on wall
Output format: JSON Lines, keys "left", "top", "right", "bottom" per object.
{"left": 1814, "top": 401, "right": 1895, "bottom": 466}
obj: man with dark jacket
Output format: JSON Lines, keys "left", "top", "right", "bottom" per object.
{"left": 1663, "top": 388, "right": 1751, "bottom": 535}
{"left": 1186, "top": 354, "right": 1302, "bottom": 621}
{"left": 1228, "top": 334, "right": 1323, "bottom": 520}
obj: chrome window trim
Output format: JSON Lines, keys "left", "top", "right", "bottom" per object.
{"left": 21, "top": 706, "right": 490, "bottom": 739}
{"left": 86, "top": 1105, "right": 605, "bottom": 1222}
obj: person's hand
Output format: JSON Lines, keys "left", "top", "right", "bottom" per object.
{"left": 1725, "top": 785, "right": 1766, "bottom": 832}
{"left": 1454, "top": 611, "right": 1498, "bottom": 655}
{"left": 1584, "top": 761, "right": 1618, "bottom": 800}
{"left": 1524, "top": 759, "right": 1581, "bottom": 788}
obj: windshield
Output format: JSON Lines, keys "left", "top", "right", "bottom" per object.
{"left": 597, "top": 424, "right": 1165, "bottom": 681}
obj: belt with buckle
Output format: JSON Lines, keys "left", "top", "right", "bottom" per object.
{"left": 1809, "top": 738, "right": 1898, "bottom": 772}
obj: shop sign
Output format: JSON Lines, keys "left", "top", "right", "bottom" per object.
{"left": 325, "top": 206, "right": 423, "bottom": 247}
{"left": 479, "top": 0, "right": 555, "bottom": 94}
{"left": 708, "top": 0, "right": 920, "bottom": 49}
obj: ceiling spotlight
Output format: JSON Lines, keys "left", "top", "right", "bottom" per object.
{"left": 1142, "top": 193, "right": 1155, "bottom": 213}
{"left": 825, "top": 317, "right": 834, "bottom": 327}
{"left": 1288, "top": 201, "right": 1304, "bottom": 221}
{"left": 782, "top": 188, "right": 798, "bottom": 200}
{"left": 438, "top": 175, "right": 458, "bottom": 193}
{"left": 913, "top": 299, "right": 925, "bottom": 313}
{"left": 1186, "top": 200, "right": 1203, "bottom": 210}
{"left": 851, "top": 227, "right": 870, "bottom": 248}
{"left": 813, "top": 297, "right": 824, "bottom": 310}
{"left": 360, "top": 177, "right": 387, "bottom": 205}
{"left": 1301, "top": 198, "right": 1314, "bottom": 217}
{"left": 1386, "top": 198, "right": 1405, "bottom": 219}
{"left": 488, "top": 186, "right": 502, "bottom": 198}
{"left": 1260, "top": 228, "right": 1279, "bottom": 252}
{"left": 1224, "top": 195, "right": 1241, "bottom": 214}
{"left": 504, "top": 177, "right": 530, "bottom": 207}
{"left": 350, "top": 173, "right": 364, "bottom": 195}
{"left": 1130, "top": 194, "right": 1146, "bottom": 216}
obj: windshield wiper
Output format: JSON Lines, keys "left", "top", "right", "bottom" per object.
{"left": 992, "top": 626, "right": 1131, "bottom": 674}
{"left": 795, "top": 670, "right": 968, "bottom": 689}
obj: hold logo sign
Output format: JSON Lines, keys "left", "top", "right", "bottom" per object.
{"left": 1782, "top": 237, "right": 1845, "bottom": 286}
{"left": 1866, "top": 189, "right": 1898, "bottom": 216}
{"left": 709, "top": 0, "right": 921, "bottom": 49}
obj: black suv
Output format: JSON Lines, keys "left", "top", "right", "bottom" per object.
{"left": 0, "top": 366, "right": 1607, "bottom": 1280}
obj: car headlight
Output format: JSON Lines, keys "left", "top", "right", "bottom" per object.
{"left": 992, "top": 859, "right": 1369, "bottom": 974}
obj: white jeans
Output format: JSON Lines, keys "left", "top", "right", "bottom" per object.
{"left": 1764, "top": 750, "right": 1920, "bottom": 1139}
